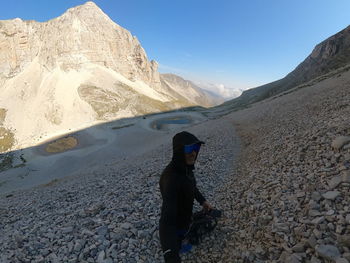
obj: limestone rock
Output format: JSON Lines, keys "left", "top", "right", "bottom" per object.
{"left": 316, "top": 245, "right": 341, "bottom": 261}
{"left": 322, "top": 191, "right": 341, "bottom": 200}
{"left": 0, "top": 2, "right": 160, "bottom": 88}
{"left": 332, "top": 136, "right": 350, "bottom": 150}
{"left": 328, "top": 176, "right": 342, "bottom": 189}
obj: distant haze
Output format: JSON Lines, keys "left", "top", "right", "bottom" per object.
{"left": 194, "top": 82, "right": 243, "bottom": 100}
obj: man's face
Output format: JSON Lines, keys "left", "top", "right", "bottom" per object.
{"left": 184, "top": 150, "right": 197, "bottom": 165}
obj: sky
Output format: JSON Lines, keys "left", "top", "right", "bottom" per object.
{"left": 1, "top": 0, "right": 349, "bottom": 91}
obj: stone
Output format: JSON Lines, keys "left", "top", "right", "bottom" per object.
{"left": 296, "top": 191, "right": 306, "bottom": 198}
{"left": 313, "top": 229, "right": 322, "bottom": 239}
{"left": 273, "top": 223, "right": 290, "bottom": 233}
{"left": 96, "top": 225, "right": 108, "bottom": 236}
{"left": 48, "top": 253, "right": 60, "bottom": 263}
{"left": 61, "top": 226, "right": 74, "bottom": 234}
{"left": 309, "top": 210, "right": 322, "bottom": 217}
{"left": 312, "top": 216, "right": 325, "bottom": 225}
{"left": 74, "top": 240, "right": 86, "bottom": 253}
{"left": 110, "top": 228, "right": 126, "bottom": 241}
{"left": 336, "top": 259, "right": 349, "bottom": 263}
{"left": 120, "top": 222, "right": 133, "bottom": 230}
{"left": 332, "top": 136, "right": 350, "bottom": 150}
{"left": 97, "top": 251, "right": 106, "bottom": 263}
{"left": 346, "top": 214, "right": 350, "bottom": 224}
{"left": 322, "top": 191, "right": 341, "bottom": 200}
{"left": 286, "top": 254, "right": 302, "bottom": 263}
{"left": 292, "top": 242, "right": 305, "bottom": 253}
{"left": 82, "top": 229, "right": 95, "bottom": 236}
{"left": 328, "top": 223, "right": 335, "bottom": 231}
{"left": 342, "top": 171, "right": 350, "bottom": 183}
{"left": 137, "top": 230, "right": 148, "bottom": 239}
{"left": 326, "top": 209, "right": 335, "bottom": 216}
{"left": 316, "top": 244, "right": 341, "bottom": 261}
{"left": 311, "top": 191, "right": 322, "bottom": 201}
{"left": 338, "top": 235, "right": 350, "bottom": 247}
{"left": 329, "top": 176, "right": 342, "bottom": 189}
{"left": 310, "top": 256, "right": 321, "bottom": 263}
{"left": 344, "top": 153, "right": 350, "bottom": 161}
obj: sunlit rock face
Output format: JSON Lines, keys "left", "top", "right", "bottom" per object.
{"left": 160, "top": 73, "right": 225, "bottom": 107}
{"left": 0, "top": 1, "right": 161, "bottom": 88}
{"left": 0, "top": 2, "right": 218, "bottom": 151}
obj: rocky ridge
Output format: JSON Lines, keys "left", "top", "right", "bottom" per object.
{"left": 160, "top": 74, "right": 225, "bottom": 107}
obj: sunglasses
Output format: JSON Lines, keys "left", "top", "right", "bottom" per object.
{"left": 184, "top": 143, "right": 201, "bottom": 154}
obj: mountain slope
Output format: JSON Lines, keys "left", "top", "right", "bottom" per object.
{"left": 0, "top": 2, "right": 211, "bottom": 151}
{"left": 160, "top": 73, "right": 225, "bottom": 107}
{"left": 222, "top": 25, "right": 350, "bottom": 109}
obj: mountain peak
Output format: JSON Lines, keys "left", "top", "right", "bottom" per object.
{"left": 64, "top": 1, "right": 107, "bottom": 19}
{"left": 78, "top": 1, "right": 101, "bottom": 11}
{"left": 83, "top": 1, "right": 98, "bottom": 7}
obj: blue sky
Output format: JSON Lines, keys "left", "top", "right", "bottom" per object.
{"left": 1, "top": 0, "right": 349, "bottom": 90}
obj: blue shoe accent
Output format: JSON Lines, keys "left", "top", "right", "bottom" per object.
{"left": 179, "top": 243, "right": 192, "bottom": 254}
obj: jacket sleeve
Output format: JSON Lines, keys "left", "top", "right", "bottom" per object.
{"left": 159, "top": 177, "right": 181, "bottom": 262}
{"left": 194, "top": 186, "right": 206, "bottom": 205}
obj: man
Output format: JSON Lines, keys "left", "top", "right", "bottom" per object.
{"left": 159, "top": 131, "right": 213, "bottom": 263}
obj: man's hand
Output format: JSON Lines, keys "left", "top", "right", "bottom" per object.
{"left": 202, "top": 201, "right": 213, "bottom": 212}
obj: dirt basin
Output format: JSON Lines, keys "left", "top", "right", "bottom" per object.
{"left": 45, "top": 136, "right": 78, "bottom": 153}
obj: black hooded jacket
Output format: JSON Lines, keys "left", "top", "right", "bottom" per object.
{"left": 159, "top": 131, "right": 206, "bottom": 261}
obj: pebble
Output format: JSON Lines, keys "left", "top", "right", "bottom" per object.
{"left": 322, "top": 191, "right": 341, "bottom": 200}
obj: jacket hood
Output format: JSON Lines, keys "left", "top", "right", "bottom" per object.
{"left": 171, "top": 131, "right": 205, "bottom": 172}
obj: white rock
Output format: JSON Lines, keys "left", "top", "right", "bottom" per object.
{"left": 322, "top": 191, "right": 341, "bottom": 200}
{"left": 332, "top": 136, "right": 350, "bottom": 150}
{"left": 316, "top": 245, "right": 341, "bottom": 261}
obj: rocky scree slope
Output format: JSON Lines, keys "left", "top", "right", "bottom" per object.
{"left": 220, "top": 67, "right": 350, "bottom": 262}
{"left": 1, "top": 60, "right": 349, "bottom": 263}
{"left": 0, "top": 116, "right": 241, "bottom": 263}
